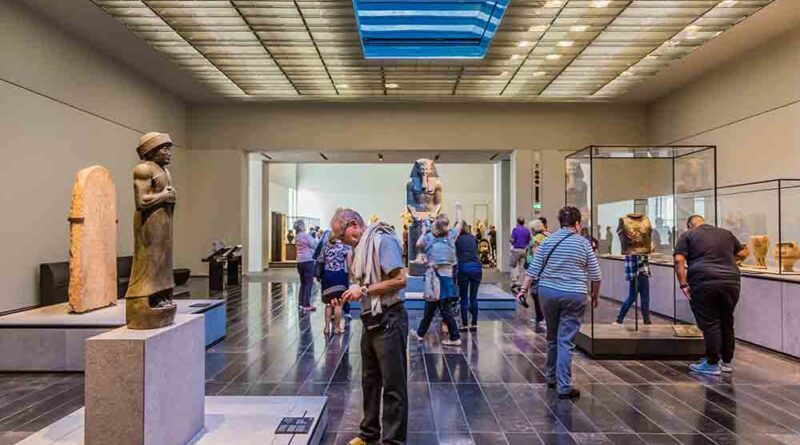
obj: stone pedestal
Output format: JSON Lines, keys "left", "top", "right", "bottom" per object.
{"left": 85, "top": 315, "right": 204, "bottom": 445}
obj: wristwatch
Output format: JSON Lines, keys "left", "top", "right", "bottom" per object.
{"left": 361, "top": 285, "right": 369, "bottom": 298}
{"left": 679, "top": 283, "right": 689, "bottom": 289}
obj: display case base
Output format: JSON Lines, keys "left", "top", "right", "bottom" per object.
{"left": 576, "top": 323, "right": 706, "bottom": 359}
{"left": 17, "top": 396, "right": 328, "bottom": 445}
{"left": 0, "top": 299, "right": 226, "bottom": 371}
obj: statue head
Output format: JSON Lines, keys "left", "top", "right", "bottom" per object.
{"left": 137, "top": 132, "right": 173, "bottom": 165}
{"left": 410, "top": 159, "right": 439, "bottom": 180}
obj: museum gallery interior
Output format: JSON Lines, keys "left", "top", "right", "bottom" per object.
{"left": 2, "top": 0, "right": 800, "bottom": 444}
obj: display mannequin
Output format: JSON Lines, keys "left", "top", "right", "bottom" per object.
{"left": 615, "top": 213, "right": 653, "bottom": 328}
{"left": 617, "top": 213, "right": 653, "bottom": 256}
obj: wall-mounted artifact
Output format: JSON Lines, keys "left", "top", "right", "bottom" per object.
{"left": 750, "top": 235, "right": 769, "bottom": 269}
{"left": 774, "top": 241, "right": 800, "bottom": 272}
{"left": 68, "top": 166, "right": 118, "bottom": 313}
{"left": 406, "top": 159, "right": 443, "bottom": 273}
{"left": 126, "top": 132, "right": 177, "bottom": 329}
{"left": 616, "top": 213, "right": 652, "bottom": 256}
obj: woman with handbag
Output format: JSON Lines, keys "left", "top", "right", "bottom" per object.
{"left": 517, "top": 206, "right": 601, "bottom": 399}
{"left": 410, "top": 204, "right": 463, "bottom": 346}
{"left": 316, "top": 230, "right": 352, "bottom": 334}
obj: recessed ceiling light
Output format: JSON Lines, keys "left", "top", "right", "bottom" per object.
{"left": 385, "top": 83, "right": 399, "bottom": 89}
{"left": 518, "top": 41, "right": 533, "bottom": 48}
{"left": 528, "top": 25, "right": 549, "bottom": 32}
{"left": 510, "top": 54, "right": 523, "bottom": 60}
{"left": 338, "top": 84, "right": 350, "bottom": 89}
{"left": 533, "top": 71, "right": 547, "bottom": 77}
{"left": 719, "top": 0, "right": 738, "bottom": 7}
{"left": 545, "top": 54, "right": 563, "bottom": 60}
{"left": 621, "top": 70, "right": 635, "bottom": 77}
{"left": 570, "top": 25, "right": 588, "bottom": 32}
{"left": 557, "top": 40, "right": 574, "bottom": 47}
{"left": 378, "top": 153, "right": 384, "bottom": 162}
{"left": 686, "top": 25, "right": 700, "bottom": 32}
{"left": 665, "top": 39, "right": 680, "bottom": 47}
{"left": 500, "top": 71, "right": 511, "bottom": 77}
{"left": 591, "top": 0, "right": 611, "bottom": 7}
{"left": 545, "top": 0, "right": 564, "bottom": 7}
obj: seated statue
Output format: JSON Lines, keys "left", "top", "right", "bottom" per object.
{"left": 406, "top": 159, "right": 443, "bottom": 271}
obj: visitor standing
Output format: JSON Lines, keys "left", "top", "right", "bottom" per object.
{"left": 523, "top": 219, "right": 548, "bottom": 327}
{"left": 488, "top": 225, "right": 497, "bottom": 261}
{"left": 674, "top": 215, "right": 748, "bottom": 376}
{"left": 518, "top": 206, "right": 601, "bottom": 399}
{"left": 456, "top": 221, "right": 482, "bottom": 331}
{"left": 510, "top": 218, "right": 531, "bottom": 291}
{"left": 319, "top": 233, "right": 352, "bottom": 334}
{"left": 294, "top": 220, "right": 318, "bottom": 312}
{"left": 338, "top": 209, "right": 408, "bottom": 445}
{"left": 410, "top": 205, "right": 464, "bottom": 346}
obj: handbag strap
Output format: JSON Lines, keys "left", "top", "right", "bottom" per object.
{"left": 537, "top": 232, "right": 575, "bottom": 278}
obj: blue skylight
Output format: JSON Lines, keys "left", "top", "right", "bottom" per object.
{"left": 353, "top": 0, "right": 510, "bottom": 59}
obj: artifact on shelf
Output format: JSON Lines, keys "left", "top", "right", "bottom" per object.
{"left": 750, "top": 235, "right": 769, "bottom": 269}
{"left": 616, "top": 213, "right": 653, "bottom": 256}
{"left": 774, "top": 241, "right": 800, "bottom": 272}
{"left": 125, "top": 132, "right": 178, "bottom": 329}
{"left": 405, "top": 159, "right": 443, "bottom": 274}
{"left": 68, "top": 166, "right": 118, "bottom": 313}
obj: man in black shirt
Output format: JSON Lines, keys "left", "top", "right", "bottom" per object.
{"left": 674, "top": 215, "right": 749, "bottom": 376}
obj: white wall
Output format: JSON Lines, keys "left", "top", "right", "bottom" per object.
{"left": 648, "top": 24, "right": 800, "bottom": 186}
{"left": 0, "top": 1, "right": 186, "bottom": 312}
{"left": 294, "top": 163, "right": 495, "bottom": 231}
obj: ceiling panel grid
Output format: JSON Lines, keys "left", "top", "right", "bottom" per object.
{"left": 92, "top": 0, "right": 774, "bottom": 101}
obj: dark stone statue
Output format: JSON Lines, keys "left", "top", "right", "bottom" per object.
{"left": 125, "top": 132, "right": 177, "bottom": 330}
{"left": 405, "top": 159, "right": 443, "bottom": 274}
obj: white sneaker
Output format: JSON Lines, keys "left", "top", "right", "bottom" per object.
{"left": 409, "top": 331, "right": 424, "bottom": 341}
{"left": 612, "top": 321, "right": 623, "bottom": 327}
{"left": 442, "top": 338, "right": 462, "bottom": 346}
{"left": 720, "top": 362, "right": 733, "bottom": 373}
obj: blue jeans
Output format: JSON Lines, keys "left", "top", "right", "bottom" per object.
{"left": 458, "top": 262, "right": 482, "bottom": 326}
{"left": 296, "top": 261, "right": 315, "bottom": 308}
{"left": 616, "top": 274, "right": 651, "bottom": 324}
{"left": 539, "top": 285, "right": 586, "bottom": 395}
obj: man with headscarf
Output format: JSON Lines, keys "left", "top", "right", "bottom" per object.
{"left": 337, "top": 208, "right": 408, "bottom": 445}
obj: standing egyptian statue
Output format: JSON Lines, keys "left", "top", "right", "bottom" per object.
{"left": 616, "top": 213, "right": 653, "bottom": 256}
{"left": 126, "top": 132, "right": 177, "bottom": 329}
{"left": 405, "top": 159, "right": 443, "bottom": 270}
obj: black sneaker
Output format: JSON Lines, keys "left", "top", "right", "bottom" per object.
{"left": 459, "top": 326, "right": 470, "bottom": 332}
{"left": 469, "top": 325, "right": 478, "bottom": 332}
{"left": 558, "top": 389, "right": 580, "bottom": 400}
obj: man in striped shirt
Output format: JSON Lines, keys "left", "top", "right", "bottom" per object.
{"left": 518, "top": 206, "right": 601, "bottom": 399}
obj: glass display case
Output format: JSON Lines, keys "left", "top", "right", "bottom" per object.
{"left": 564, "top": 145, "right": 716, "bottom": 357}
{"left": 717, "top": 179, "right": 800, "bottom": 276}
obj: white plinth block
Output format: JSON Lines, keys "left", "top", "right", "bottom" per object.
{"left": 84, "top": 315, "right": 205, "bottom": 445}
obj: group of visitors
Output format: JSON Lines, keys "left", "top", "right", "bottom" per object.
{"left": 291, "top": 203, "right": 746, "bottom": 444}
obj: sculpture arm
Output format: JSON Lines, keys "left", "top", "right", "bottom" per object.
{"left": 133, "top": 165, "right": 173, "bottom": 210}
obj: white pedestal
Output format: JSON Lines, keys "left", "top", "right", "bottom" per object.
{"left": 85, "top": 315, "right": 205, "bottom": 445}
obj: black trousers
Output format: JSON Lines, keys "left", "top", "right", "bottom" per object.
{"left": 360, "top": 305, "right": 409, "bottom": 445}
{"left": 689, "top": 282, "right": 740, "bottom": 365}
{"left": 417, "top": 299, "right": 460, "bottom": 340}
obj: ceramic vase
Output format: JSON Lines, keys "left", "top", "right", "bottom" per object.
{"left": 774, "top": 241, "right": 800, "bottom": 272}
{"left": 750, "top": 235, "right": 769, "bottom": 269}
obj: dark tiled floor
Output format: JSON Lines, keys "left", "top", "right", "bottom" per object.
{"left": 3, "top": 274, "right": 800, "bottom": 445}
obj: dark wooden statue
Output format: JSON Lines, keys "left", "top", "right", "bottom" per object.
{"left": 125, "top": 132, "right": 177, "bottom": 329}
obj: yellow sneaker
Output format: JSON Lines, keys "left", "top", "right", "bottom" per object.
{"left": 347, "top": 438, "right": 367, "bottom": 445}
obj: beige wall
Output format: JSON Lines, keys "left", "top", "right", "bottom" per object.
{"left": 188, "top": 102, "right": 647, "bottom": 152}
{"left": 174, "top": 150, "right": 247, "bottom": 276}
{"left": 0, "top": 1, "right": 186, "bottom": 312}
{"left": 648, "top": 25, "right": 800, "bottom": 186}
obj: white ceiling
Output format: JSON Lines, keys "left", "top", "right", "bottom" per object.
{"left": 89, "top": 0, "right": 774, "bottom": 101}
{"left": 259, "top": 149, "right": 513, "bottom": 163}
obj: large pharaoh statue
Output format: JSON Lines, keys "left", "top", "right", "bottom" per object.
{"left": 405, "top": 159, "right": 443, "bottom": 271}
{"left": 125, "top": 132, "right": 177, "bottom": 329}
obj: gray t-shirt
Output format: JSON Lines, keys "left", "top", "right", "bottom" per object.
{"left": 362, "top": 233, "right": 405, "bottom": 310}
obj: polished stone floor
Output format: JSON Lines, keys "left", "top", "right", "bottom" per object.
{"left": 2, "top": 274, "right": 800, "bottom": 445}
